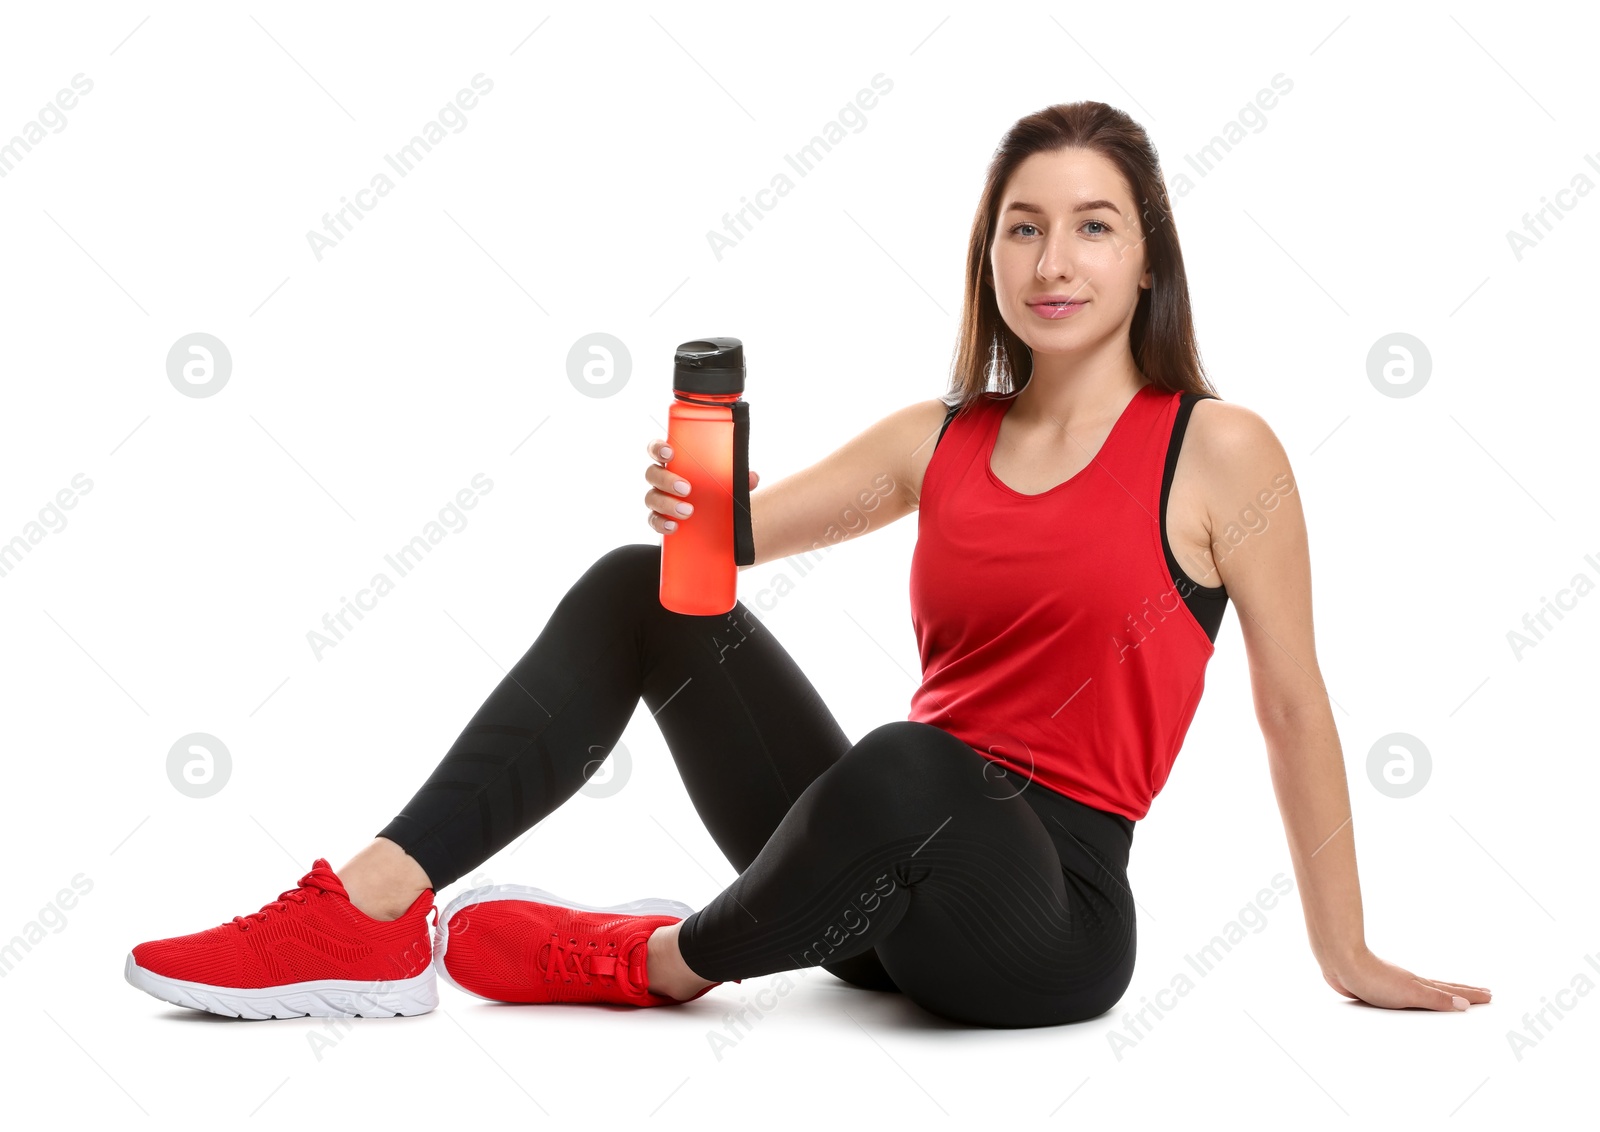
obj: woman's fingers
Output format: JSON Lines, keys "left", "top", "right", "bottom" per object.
{"left": 645, "top": 442, "right": 691, "bottom": 534}
{"left": 644, "top": 486, "right": 692, "bottom": 526}
{"left": 1405, "top": 979, "right": 1469, "bottom": 1011}
{"left": 1421, "top": 977, "right": 1491, "bottom": 1001}
{"left": 643, "top": 441, "right": 756, "bottom": 532}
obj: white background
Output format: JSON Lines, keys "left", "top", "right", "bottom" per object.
{"left": 0, "top": 1, "right": 1593, "bottom": 1127}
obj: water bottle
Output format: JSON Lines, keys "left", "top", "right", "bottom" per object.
{"left": 659, "top": 337, "right": 754, "bottom": 615}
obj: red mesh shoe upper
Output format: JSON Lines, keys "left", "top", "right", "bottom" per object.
{"left": 131, "top": 858, "right": 434, "bottom": 989}
{"left": 443, "top": 901, "right": 693, "bottom": 1006}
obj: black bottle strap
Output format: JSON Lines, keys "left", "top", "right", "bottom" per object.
{"left": 731, "top": 400, "right": 753, "bottom": 565}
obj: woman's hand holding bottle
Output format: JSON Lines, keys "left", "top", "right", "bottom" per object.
{"left": 644, "top": 438, "right": 759, "bottom": 535}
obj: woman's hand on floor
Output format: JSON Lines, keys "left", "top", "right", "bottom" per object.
{"left": 1320, "top": 948, "right": 1490, "bottom": 1011}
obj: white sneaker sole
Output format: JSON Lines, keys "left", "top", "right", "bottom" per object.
{"left": 123, "top": 951, "right": 438, "bottom": 1019}
{"left": 434, "top": 884, "right": 694, "bottom": 1002}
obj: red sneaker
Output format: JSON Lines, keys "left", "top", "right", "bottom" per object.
{"left": 435, "top": 884, "right": 727, "bottom": 1007}
{"left": 124, "top": 858, "right": 437, "bottom": 1019}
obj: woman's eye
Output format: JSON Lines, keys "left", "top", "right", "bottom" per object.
{"left": 1009, "top": 220, "right": 1111, "bottom": 237}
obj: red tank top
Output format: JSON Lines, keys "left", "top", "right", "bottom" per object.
{"left": 907, "top": 383, "right": 1216, "bottom": 820}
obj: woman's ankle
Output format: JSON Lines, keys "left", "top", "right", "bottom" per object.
{"left": 647, "top": 922, "right": 716, "bottom": 1001}
{"left": 337, "top": 838, "right": 432, "bottom": 921}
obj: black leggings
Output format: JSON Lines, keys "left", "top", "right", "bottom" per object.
{"left": 376, "top": 543, "right": 1137, "bottom": 1028}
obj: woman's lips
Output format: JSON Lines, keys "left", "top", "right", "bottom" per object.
{"left": 1027, "top": 300, "right": 1087, "bottom": 320}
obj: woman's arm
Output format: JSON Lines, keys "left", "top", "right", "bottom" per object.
{"left": 738, "top": 398, "right": 952, "bottom": 571}
{"left": 1194, "top": 400, "right": 1490, "bottom": 1012}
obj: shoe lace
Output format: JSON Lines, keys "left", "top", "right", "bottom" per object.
{"left": 543, "top": 930, "right": 648, "bottom": 996}
{"left": 231, "top": 865, "right": 335, "bottom": 932}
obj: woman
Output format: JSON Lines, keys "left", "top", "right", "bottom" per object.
{"left": 124, "top": 101, "right": 1489, "bottom": 1028}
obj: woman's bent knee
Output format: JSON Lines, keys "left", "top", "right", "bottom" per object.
{"left": 561, "top": 543, "right": 660, "bottom": 611}
{"left": 841, "top": 721, "right": 990, "bottom": 792}
{"left": 585, "top": 542, "right": 661, "bottom": 587}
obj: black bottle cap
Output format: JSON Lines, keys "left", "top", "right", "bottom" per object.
{"left": 674, "top": 337, "right": 745, "bottom": 395}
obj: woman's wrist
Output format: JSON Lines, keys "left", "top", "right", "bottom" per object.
{"left": 1315, "top": 934, "right": 1370, "bottom": 973}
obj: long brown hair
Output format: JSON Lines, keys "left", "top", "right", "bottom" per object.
{"left": 944, "top": 102, "right": 1220, "bottom": 414}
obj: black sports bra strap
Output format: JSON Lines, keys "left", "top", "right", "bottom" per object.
{"left": 934, "top": 400, "right": 960, "bottom": 451}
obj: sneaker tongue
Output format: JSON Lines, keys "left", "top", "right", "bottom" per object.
{"left": 591, "top": 933, "right": 651, "bottom": 994}
{"left": 304, "top": 858, "right": 350, "bottom": 899}
{"left": 625, "top": 934, "right": 651, "bottom": 994}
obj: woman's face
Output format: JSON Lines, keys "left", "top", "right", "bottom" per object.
{"left": 987, "top": 147, "right": 1152, "bottom": 359}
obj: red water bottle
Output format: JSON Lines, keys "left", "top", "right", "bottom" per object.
{"left": 660, "top": 337, "right": 754, "bottom": 615}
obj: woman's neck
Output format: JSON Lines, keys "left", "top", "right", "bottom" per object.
{"left": 1011, "top": 354, "right": 1148, "bottom": 429}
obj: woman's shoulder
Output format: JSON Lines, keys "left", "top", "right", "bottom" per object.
{"left": 894, "top": 394, "right": 987, "bottom": 507}
{"left": 1180, "top": 393, "right": 1293, "bottom": 498}
{"left": 1183, "top": 393, "right": 1275, "bottom": 450}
